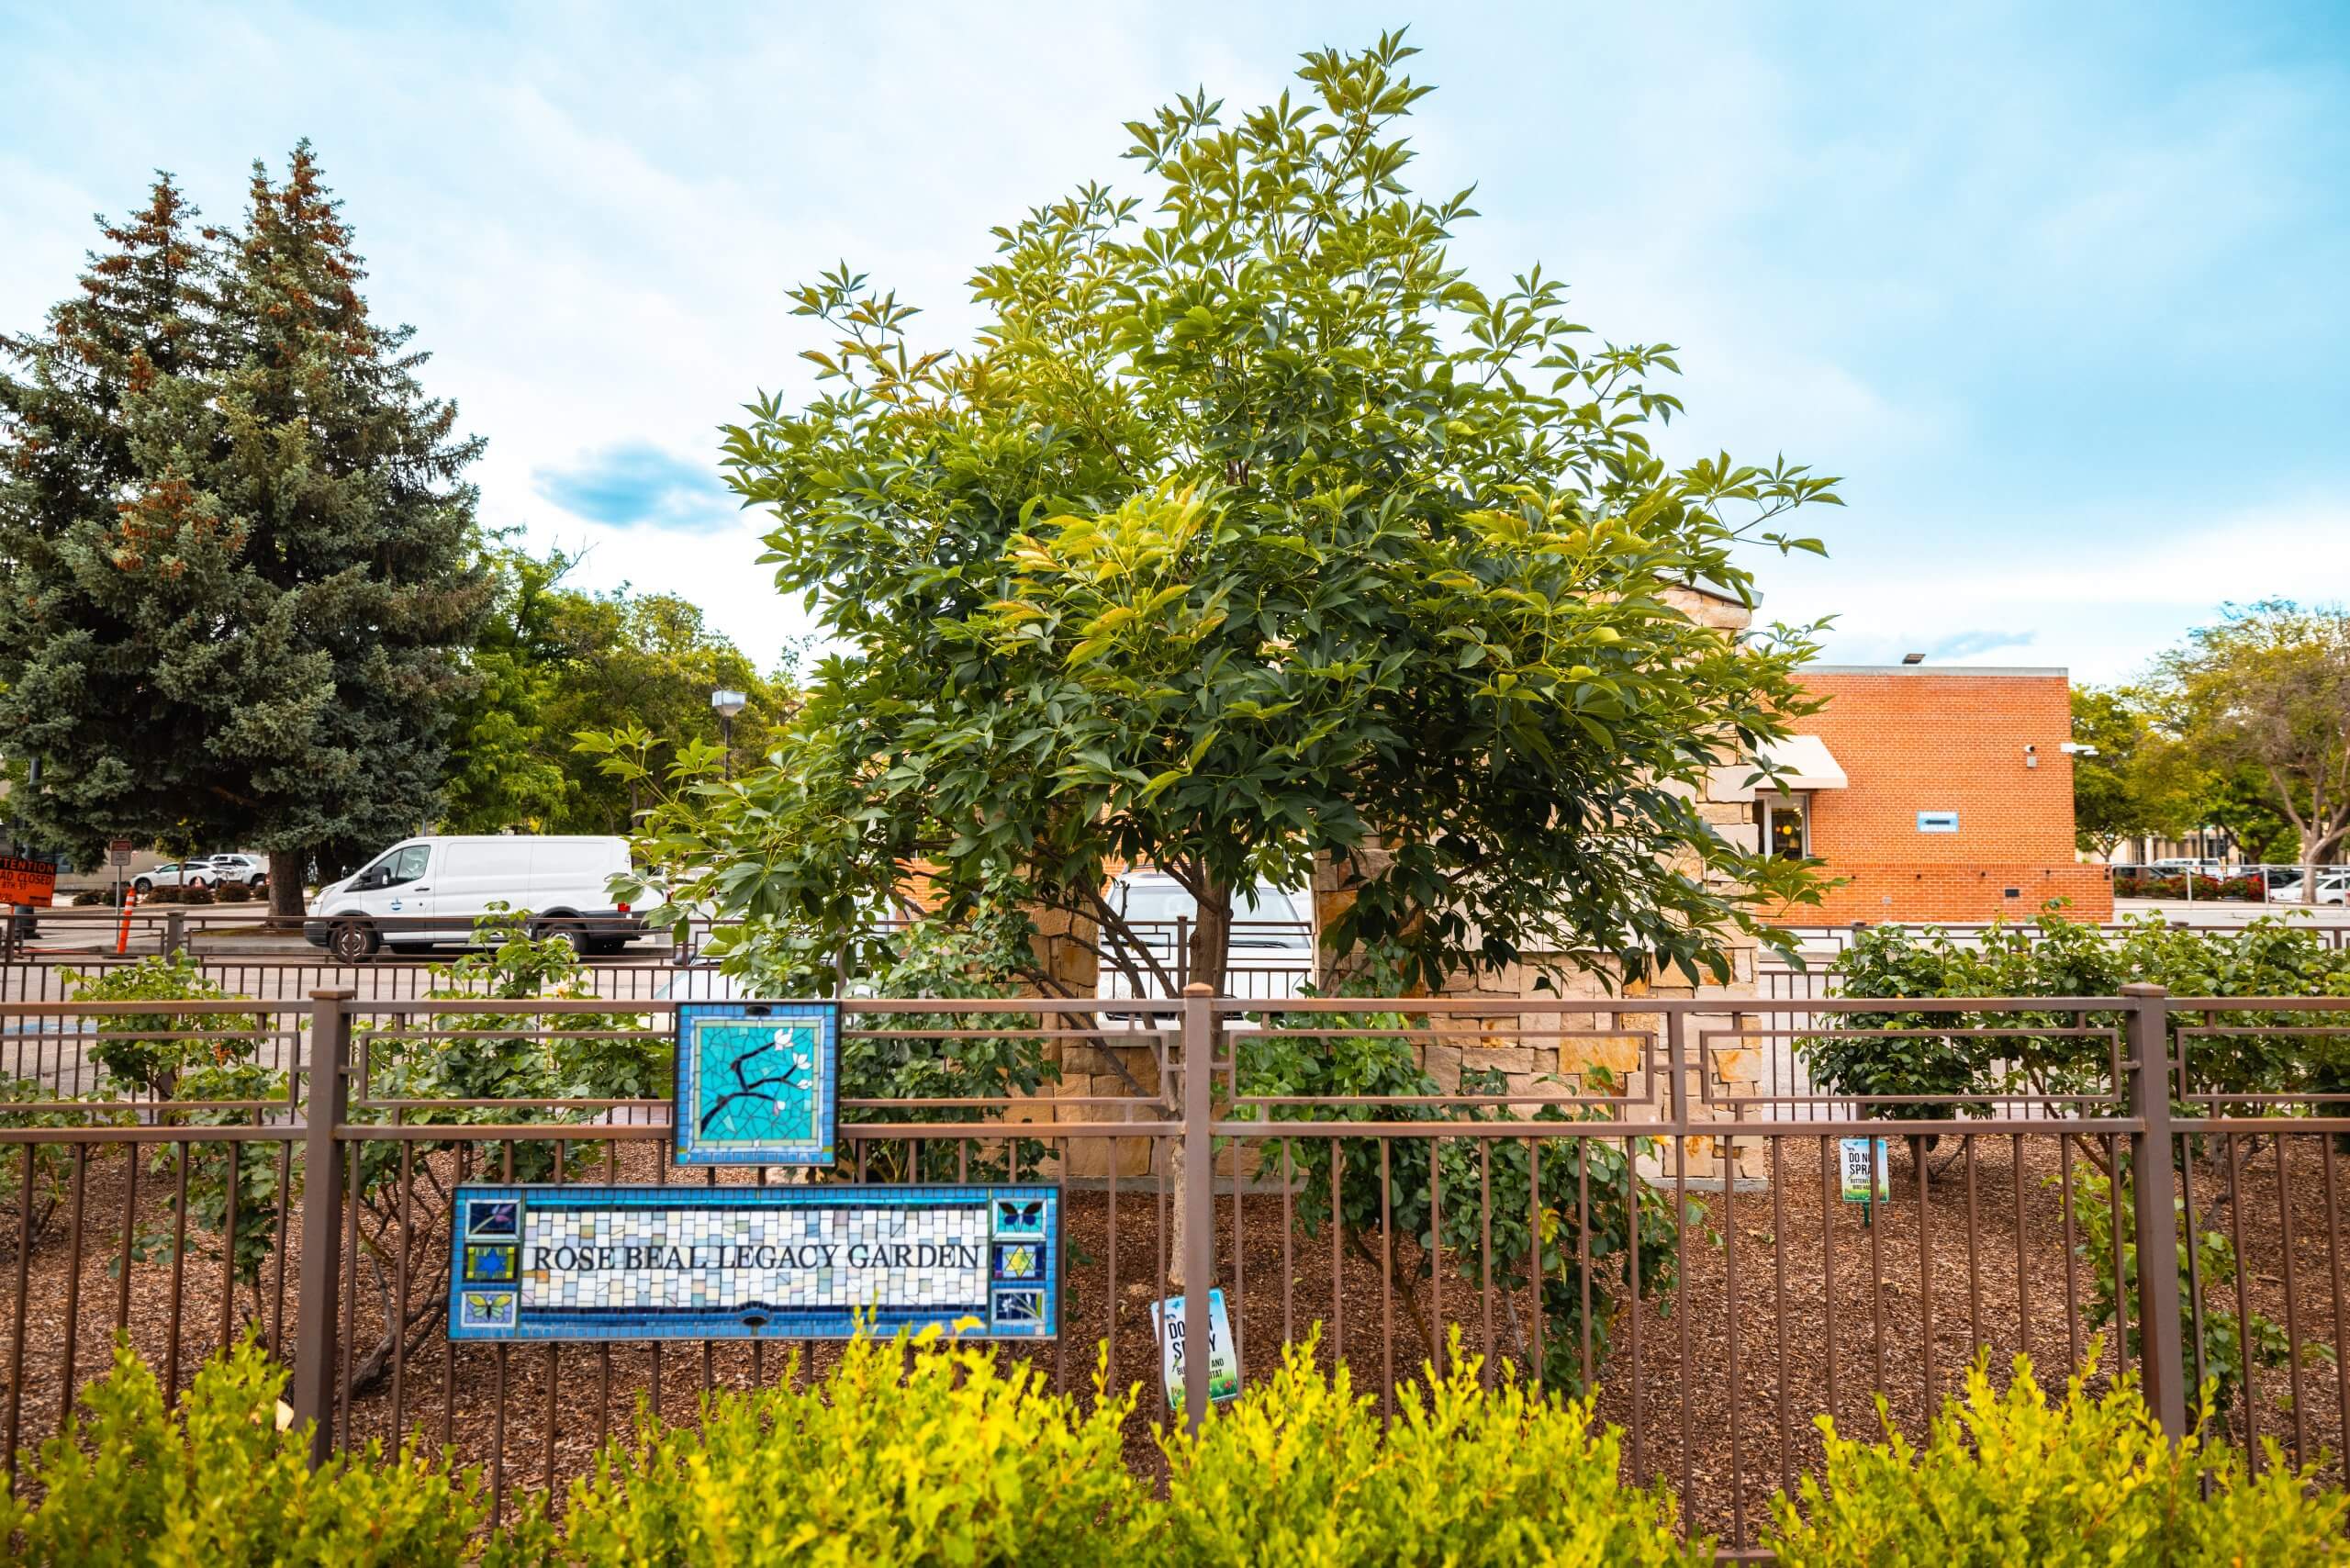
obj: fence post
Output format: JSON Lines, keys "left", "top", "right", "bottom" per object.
{"left": 1180, "top": 982, "right": 1214, "bottom": 1431}
{"left": 163, "top": 908, "right": 185, "bottom": 958}
{"left": 2123, "top": 980, "right": 2188, "bottom": 1439}
{"left": 288, "top": 988, "right": 354, "bottom": 1466}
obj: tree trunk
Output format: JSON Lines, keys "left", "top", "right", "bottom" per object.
{"left": 1166, "top": 878, "right": 1230, "bottom": 1291}
{"left": 267, "top": 848, "right": 308, "bottom": 922}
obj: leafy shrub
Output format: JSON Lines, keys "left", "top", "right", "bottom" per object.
{"left": 1237, "top": 1001, "right": 1683, "bottom": 1392}
{"left": 1764, "top": 1354, "right": 2349, "bottom": 1566}
{"left": 217, "top": 881, "right": 252, "bottom": 904}
{"left": 1152, "top": 1332, "right": 1708, "bottom": 1566}
{"left": 557, "top": 1327, "right": 1135, "bottom": 1565}
{"left": 833, "top": 897, "right": 1057, "bottom": 1183}
{"left": 0, "top": 1338, "right": 497, "bottom": 1565}
{"left": 345, "top": 908, "right": 665, "bottom": 1389}
{"left": 180, "top": 885, "right": 216, "bottom": 905}
{"left": 70, "top": 888, "right": 116, "bottom": 907}
{"left": 1802, "top": 911, "right": 2350, "bottom": 1117}
{"left": 141, "top": 884, "right": 183, "bottom": 904}
{"left": 62, "top": 951, "right": 266, "bottom": 1098}
{"left": 2055, "top": 1160, "right": 2324, "bottom": 1417}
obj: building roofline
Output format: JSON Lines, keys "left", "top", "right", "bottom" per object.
{"left": 1807, "top": 664, "right": 2068, "bottom": 678}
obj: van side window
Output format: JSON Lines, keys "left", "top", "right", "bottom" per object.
{"left": 385, "top": 846, "right": 430, "bottom": 886}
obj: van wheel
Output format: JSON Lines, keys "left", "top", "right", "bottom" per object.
{"left": 530, "top": 917, "right": 587, "bottom": 952}
{"left": 330, "top": 921, "right": 379, "bottom": 963}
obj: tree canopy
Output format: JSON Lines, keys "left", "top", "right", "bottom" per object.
{"left": 2070, "top": 685, "right": 2191, "bottom": 857}
{"left": 602, "top": 34, "right": 1841, "bottom": 994}
{"left": 0, "top": 147, "right": 487, "bottom": 908}
{"left": 442, "top": 543, "right": 796, "bottom": 837}
{"left": 2150, "top": 600, "right": 2350, "bottom": 881}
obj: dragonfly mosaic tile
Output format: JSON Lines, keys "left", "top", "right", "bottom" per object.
{"left": 447, "top": 1183, "right": 1059, "bottom": 1341}
{"left": 672, "top": 1002, "right": 840, "bottom": 1167}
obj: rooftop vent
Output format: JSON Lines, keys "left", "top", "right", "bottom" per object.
{"left": 1900, "top": 652, "right": 1925, "bottom": 665}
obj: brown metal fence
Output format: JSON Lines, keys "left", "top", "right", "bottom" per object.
{"left": 3, "top": 987, "right": 2349, "bottom": 1553}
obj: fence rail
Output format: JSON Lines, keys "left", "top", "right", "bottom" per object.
{"left": 3, "top": 987, "right": 2349, "bottom": 1553}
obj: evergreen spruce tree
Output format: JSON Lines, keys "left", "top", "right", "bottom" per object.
{"left": 210, "top": 142, "right": 488, "bottom": 913}
{"left": 0, "top": 174, "right": 269, "bottom": 858}
{"left": 0, "top": 147, "right": 488, "bottom": 914}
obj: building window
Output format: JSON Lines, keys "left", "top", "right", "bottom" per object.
{"left": 1763, "top": 794, "right": 1808, "bottom": 859}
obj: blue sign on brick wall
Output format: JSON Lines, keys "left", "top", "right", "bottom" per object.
{"left": 673, "top": 1001, "right": 839, "bottom": 1166}
{"left": 1917, "top": 810, "right": 1961, "bottom": 833}
{"left": 449, "top": 1183, "right": 1059, "bottom": 1342}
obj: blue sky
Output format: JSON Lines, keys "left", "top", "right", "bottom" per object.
{"left": 4, "top": 2, "right": 2344, "bottom": 681}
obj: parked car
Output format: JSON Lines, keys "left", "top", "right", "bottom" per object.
{"left": 2265, "top": 868, "right": 2350, "bottom": 905}
{"left": 131, "top": 860, "right": 214, "bottom": 894}
{"left": 301, "top": 834, "right": 655, "bottom": 961}
{"left": 1099, "top": 869, "right": 1313, "bottom": 997}
{"left": 203, "top": 853, "right": 268, "bottom": 888}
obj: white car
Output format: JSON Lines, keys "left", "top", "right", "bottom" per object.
{"left": 2266, "top": 868, "right": 2350, "bottom": 905}
{"left": 132, "top": 860, "right": 214, "bottom": 894}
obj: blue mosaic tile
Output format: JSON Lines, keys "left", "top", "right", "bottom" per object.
{"left": 460, "top": 1291, "right": 517, "bottom": 1329}
{"left": 468, "top": 1200, "right": 520, "bottom": 1238}
{"left": 463, "top": 1244, "right": 518, "bottom": 1283}
{"left": 992, "top": 1197, "right": 1047, "bottom": 1238}
{"left": 992, "top": 1288, "right": 1046, "bottom": 1329}
{"left": 448, "top": 1183, "right": 1058, "bottom": 1343}
{"left": 673, "top": 1002, "right": 839, "bottom": 1168}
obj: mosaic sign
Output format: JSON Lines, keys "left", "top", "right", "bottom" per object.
{"left": 448, "top": 1183, "right": 1058, "bottom": 1342}
{"left": 673, "top": 1001, "right": 839, "bottom": 1166}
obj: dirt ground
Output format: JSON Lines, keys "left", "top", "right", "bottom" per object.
{"left": 4, "top": 1129, "right": 2344, "bottom": 1552}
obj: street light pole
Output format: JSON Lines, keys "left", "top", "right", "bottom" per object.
{"left": 710, "top": 689, "right": 747, "bottom": 780}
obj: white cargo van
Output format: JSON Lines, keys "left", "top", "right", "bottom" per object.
{"left": 303, "top": 835, "right": 651, "bottom": 961}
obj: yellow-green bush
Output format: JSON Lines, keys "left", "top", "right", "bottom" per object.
{"left": 1148, "top": 1331, "right": 1708, "bottom": 1567}
{"left": 0, "top": 1338, "right": 491, "bottom": 1566}
{"left": 554, "top": 1327, "right": 1137, "bottom": 1566}
{"left": 16, "top": 1335, "right": 2349, "bottom": 1566}
{"left": 1765, "top": 1355, "right": 2350, "bottom": 1566}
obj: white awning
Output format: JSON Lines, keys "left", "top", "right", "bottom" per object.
{"left": 1756, "top": 734, "right": 1847, "bottom": 790}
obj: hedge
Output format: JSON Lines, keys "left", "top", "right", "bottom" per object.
{"left": 1767, "top": 1355, "right": 2347, "bottom": 1566}
{"left": 7, "top": 1335, "right": 2344, "bottom": 1565}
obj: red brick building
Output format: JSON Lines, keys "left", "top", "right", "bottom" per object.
{"left": 1753, "top": 665, "right": 2111, "bottom": 924}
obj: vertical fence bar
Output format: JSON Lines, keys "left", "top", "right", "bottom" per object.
{"left": 1180, "top": 983, "right": 1214, "bottom": 1432}
{"left": 289, "top": 988, "right": 354, "bottom": 1466}
{"left": 2123, "top": 983, "right": 2188, "bottom": 1438}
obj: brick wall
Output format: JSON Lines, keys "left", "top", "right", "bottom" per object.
{"left": 1768, "top": 667, "right": 2113, "bottom": 924}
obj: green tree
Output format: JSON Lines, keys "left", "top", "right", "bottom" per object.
{"left": 0, "top": 174, "right": 258, "bottom": 863}
{"left": 2154, "top": 601, "right": 2350, "bottom": 897}
{"left": 436, "top": 541, "right": 572, "bottom": 836}
{"left": 609, "top": 34, "right": 1837, "bottom": 1002}
{"left": 0, "top": 147, "right": 489, "bottom": 909}
{"left": 2070, "top": 685, "right": 2188, "bottom": 857}
{"left": 442, "top": 543, "right": 796, "bottom": 835}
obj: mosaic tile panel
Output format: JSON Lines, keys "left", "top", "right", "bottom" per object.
{"left": 672, "top": 1002, "right": 840, "bottom": 1167}
{"left": 447, "top": 1183, "right": 1058, "bottom": 1342}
